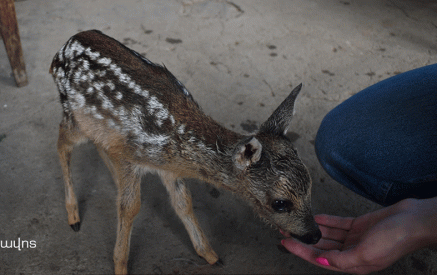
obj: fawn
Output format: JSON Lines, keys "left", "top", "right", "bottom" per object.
{"left": 50, "top": 30, "right": 321, "bottom": 274}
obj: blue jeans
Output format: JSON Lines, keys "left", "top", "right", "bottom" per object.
{"left": 315, "top": 64, "right": 437, "bottom": 206}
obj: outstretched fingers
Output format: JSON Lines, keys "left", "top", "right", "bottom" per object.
{"left": 315, "top": 214, "right": 355, "bottom": 230}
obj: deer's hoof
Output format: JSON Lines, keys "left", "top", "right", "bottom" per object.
{"left": 213, "top": 258, "right": 224, "bottom": 267}
{"left": 70, "top": 222, "right": 81, "bottom": 232}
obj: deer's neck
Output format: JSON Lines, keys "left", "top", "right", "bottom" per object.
{"left": 174, "top": 116, "right": 244, "bottom": 191}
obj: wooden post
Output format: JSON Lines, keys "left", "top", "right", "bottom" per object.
{"left": 0, "top": 0, "right": 28, "bottom": 87}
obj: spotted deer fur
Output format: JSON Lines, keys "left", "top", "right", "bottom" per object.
{"left": 50, "top": 30, "right": 321, "bottom": 275}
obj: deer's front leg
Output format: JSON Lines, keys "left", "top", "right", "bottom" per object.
{"left": 112, "top": 163, "right": 142, "bottom": 275}
{"left": 159, "top": 172, "right": 219, "bottom": 265}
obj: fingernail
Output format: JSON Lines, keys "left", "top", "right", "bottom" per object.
{"left": 316, "top": 257, "right": 330, "bottom": 266}
{"left": 281, "top": 239, "right": 285, "bottom": 246}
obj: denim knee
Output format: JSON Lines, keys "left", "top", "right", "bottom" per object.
{"left": 315, "top": 64, "right": 437, "bottom": 206}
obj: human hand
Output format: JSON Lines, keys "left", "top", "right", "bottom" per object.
{"left": 281, "top": 198, "right": 437, "bottom": 274}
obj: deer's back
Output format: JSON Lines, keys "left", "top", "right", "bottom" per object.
{"left": 50, "top": 30, "right": 231, "bottom": 167}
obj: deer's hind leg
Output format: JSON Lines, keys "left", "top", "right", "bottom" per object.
{"left": 57, "top": 117, "right": 88, "bottom": 231}
{"left": 159, "top": 171, "right": 219, "bottom": 265}
{"left": 109, "top": 159, "right": 141, "bottom": 275}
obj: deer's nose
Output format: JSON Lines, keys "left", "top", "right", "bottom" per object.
{"left": 299, "top": 229, "right": 322, "bottom": 245}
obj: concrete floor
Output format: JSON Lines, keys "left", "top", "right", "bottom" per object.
{"left": 1, "top": 0, "right": 436, "bottom": 274}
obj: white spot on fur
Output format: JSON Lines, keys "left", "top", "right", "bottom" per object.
{"left": 133, "top": 85, "right": 149, "bottom": 98}
{"left": 138, "top": 133, "right": 169, "bottom": 146}
{"left": 71, "top": 93, "right": 85, "bottom": 110}
{"left": 133, "top": 85, "right": 141, "bottom": 94}
{"left": 156, "top": 109, "right": 169, "bottom": 126}
{"left": 58, "top": 44, "right": 66, "bottom": 62}
{"left": 85, "top": 47, "right": 100, "bottom": 60}
{"left": 94, "top": 81, "right": 104, "bottom": 91}
{"left": 101, "top": 94, "right": 114, "bottom": 110}
{"left": 94, "top": 112, "right": 104, "bottom": 120}
{"left": 116, "top": 92, "right": 123, "bottom": 100}
{"left": 148, "top": 97, "right": 160, "bottom": 113}
{"left": 114, "top": 106, "right": 127, "bottom": 117}
{"left": 65, "top": 41, "right": 85, "bottom": 59}
{"left": 118, "top": 72, "right": 131, "bottom": 84}
{"left": 56, "top": 67, "right": 65, "bottom": 78}
{"left": 63, "top": 79, "right": 73, "bottom": 96}
{"left": 82, "top": 59, "right": 90, "bottom": 70}
{"left": 98, "top": 57, "right": 112, "bottom": 66}
{"left": 141, "top": 90, "right": 149, "bottom": 98}
{"left": 71, "top": 41, "right": 84, "bottom": 52}
{"left": 108, "top": 82, "right": 116, "bottom": 91}
{"left": 80, "top": 74, "right": 88, "bottom": 82}
{"left": 148, "top": 96, "right": 169, "bottom": 126}
{"left": 178, "top": 124, "right": 185, "bottom": 134}
{"left": 74, "top": 70, "right": 83, "bottom": 84}
{"left": 110, "top": 64, "right": 122, "bottom": 76}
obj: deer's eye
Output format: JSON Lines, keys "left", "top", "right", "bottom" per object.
{"left": 271, "top": 200, "right": 293, "bottom": 213}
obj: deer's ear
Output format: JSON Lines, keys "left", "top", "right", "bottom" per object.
{"left": 259, "top": 83, "right": 302, "bottom": 136}
{"left": 233, "top": 137, "right": 262, "bottom": 170}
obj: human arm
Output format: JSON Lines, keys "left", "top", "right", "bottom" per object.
{"left": 281, "top": 197, "right": 437, "bottom": 274}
